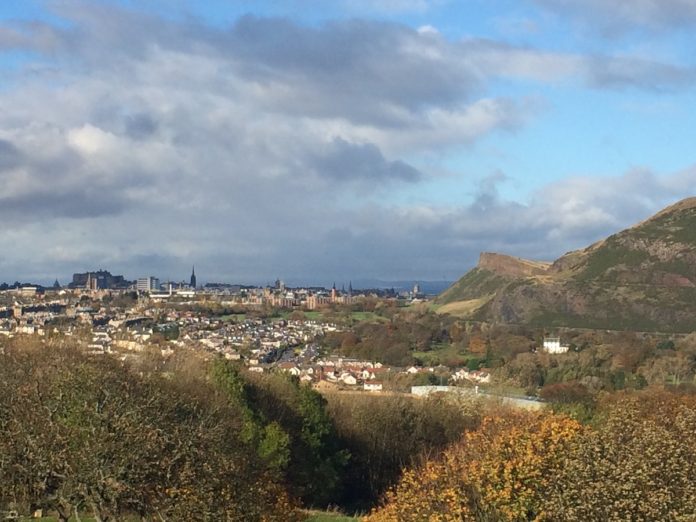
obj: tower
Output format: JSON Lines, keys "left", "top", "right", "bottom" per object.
{"left": 190, "top": 266, "right": 197, "bottom": 289}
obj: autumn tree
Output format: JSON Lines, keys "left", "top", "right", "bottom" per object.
{"left": 366, "top": 411, "right": 582, "bottom": 521}
{"left": 327, "top": 393, "right": 481, "bottom": 512}
{"left": 542, "top": 391, "right": 696, "bottom": 521}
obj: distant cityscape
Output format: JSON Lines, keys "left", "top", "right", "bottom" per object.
{"left": 0, "top": 266, "right": 441, "bottom": 387}
{"left": 0, "top": 267, "right": 436, "bottom": 305}
{"left": 0, "top": 266, "right": 450, "bottom": 300}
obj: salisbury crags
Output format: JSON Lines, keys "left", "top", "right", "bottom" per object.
{"left": 436, "top": 197, "right": 696, "bottom": 332}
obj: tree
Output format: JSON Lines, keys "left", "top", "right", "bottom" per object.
{"left": 367, "top": 411, "right": 582, "bottom": 521}
{"left": 0, "top": 341, "right": 301, "bottom": 521}
{"left": 327, "top": 394, "right": 481, "bottom": 512}
{"left": 543, "top": 392, "right": 696, "bottom": 521}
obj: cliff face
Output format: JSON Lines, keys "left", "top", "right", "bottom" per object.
{"left": 437, "top": 198, "right": 696, "bottom": 332}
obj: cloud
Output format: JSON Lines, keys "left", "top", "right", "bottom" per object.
{"left": 308, "top": 138, "right": 422, "bottom": 185}
{"left": 535, "top": 0, "right": 696, "bottom": 33}
{"left": 462, "top": 39, "right": 695, "bottom": 90}
{"left": 0, "top": 139, "right": 23, "bottom": 171}
{"left": 292, "top": 0, "right": 450, "bottom": 15}
{"left": 357, "top": 0, "right": 447, "bottom": 12}
{"left": 347, "top": 166, "right": 696, "bottom": 279}
{"left": 0, "top": 4, "right": 693, "bottom": 283}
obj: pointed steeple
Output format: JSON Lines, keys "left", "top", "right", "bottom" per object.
{"left": 190, "top": 265, "right": 197, "bottom": 289}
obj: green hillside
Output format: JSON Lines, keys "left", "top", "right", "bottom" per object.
{"left": 437, "top": 197, "right": 696, "bottom": 332}
{"left": 436, "top": 268, "right": 512, "bottom": 305}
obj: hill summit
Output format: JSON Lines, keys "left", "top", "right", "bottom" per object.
{"left": 436, "top": 197, "right": 696, "bottom": 332}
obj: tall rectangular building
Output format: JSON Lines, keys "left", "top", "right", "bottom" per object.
{"left": 137, "top": 277, "right": 160, "bottom": 292}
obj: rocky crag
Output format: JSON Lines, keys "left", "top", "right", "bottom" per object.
{"left": 436, "top": 198, "right": 696, "bottom": 332}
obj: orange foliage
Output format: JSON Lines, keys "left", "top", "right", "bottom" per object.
{"left": 365, "top": 412, "right": 582, "bottom": 522}
{"left": 468, "top": 335, "right": 487, "bottom": 355}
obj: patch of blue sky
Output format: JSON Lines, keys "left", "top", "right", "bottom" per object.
{"left": 0, "top": 0, "right": 42, "bottom": 21}
{"left": 91, "top": 0, "right": 520, "bottom": 37}
{"left": 0, "top": 50, "right": 43, "bottom": 91}
{"left": 0, "top": 0, "right": 73, "bottom": 27}
{"left": 386, "top": 80, "right": 696, "bottom": 209}
{"left": 110, "top": 0, "right": 273, "bottom": 26}
{"left": 0, "top": 49, "right": 36, "bottom": 69}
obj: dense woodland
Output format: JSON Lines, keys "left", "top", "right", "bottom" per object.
{"left": 0, "top": 338, "right": 477, "bottom": 520}
{"left": 368, "top": 392, "right": 696, "bottom": 521}
{"left": 1, "top": 322, "right": 696, "bottom": 520}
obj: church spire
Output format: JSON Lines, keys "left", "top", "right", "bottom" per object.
{"left": 190, "top": 265, "right": 197, "bottom": 289}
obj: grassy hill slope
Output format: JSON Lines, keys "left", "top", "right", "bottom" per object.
{"left": 436, "top": 197, "right": 696, "bottom": 332}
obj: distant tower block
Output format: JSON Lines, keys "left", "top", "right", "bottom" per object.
{"left": 190, "top": 266, "right": 197, "bottom": 289}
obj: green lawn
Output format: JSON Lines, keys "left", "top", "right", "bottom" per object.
{"left": 296, "top": 310, "right": 387, "bottom": 324}
{"left": 349, "top": 311, "right": 386, "bottom": 322}
{"left": 413, "top": 343, "right": 469, "bottom": 367}
{"left": 304, "top": 512, "right": 359, "bottom": 522}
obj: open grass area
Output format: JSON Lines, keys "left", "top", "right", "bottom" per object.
{"left": 294, "top": 310, "right": 387, "bottom": 324}
{"left": 304, "top": 511, "right": 359, "bottom": 522}
{"left": 436, "top": 297, "right": 489, "bottom": 317}
{"left": 348, "top": 311, "right": 386, "bottom": 322}
{"left": 413, "top": 342, "right": 469, "bottom": 367}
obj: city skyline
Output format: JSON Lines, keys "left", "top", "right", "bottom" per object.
{"left": 1, "top": 1, "right": 696, "bottom": 282}
{"left": 1, "top": 267, "right": 451, "bottom": 294}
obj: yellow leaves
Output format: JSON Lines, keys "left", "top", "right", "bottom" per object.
{"left": 368, "top": 391, "right": 696, "bottom": 522}
{"left": 366, "top": 412, "right": 582, "bottom": 522}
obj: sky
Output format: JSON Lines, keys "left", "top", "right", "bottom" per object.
{"left": 1, "top": 0, "right": 695, "bottom": 286}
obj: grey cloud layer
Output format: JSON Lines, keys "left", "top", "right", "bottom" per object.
{"left": 536, "top": 0, "right": 696, "bottom": 33}
{"left": 464, "top": 39, "right": 695, "bottom": 90}
{"left": 0, "top": 5, "right": 693, "bottom": 281}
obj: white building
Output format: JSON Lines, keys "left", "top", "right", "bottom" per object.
{"left": 542, "top": 337, "right": 569, "bottom": 354}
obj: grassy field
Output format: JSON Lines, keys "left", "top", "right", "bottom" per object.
{"left": 413, "top": 342, "right": 469, "bottom": 367}
{"left": 292, "top": 310, "right": 387, "bottom": 323}
{"left": 304, "top": 510, "right": 359, "bottom": 521}
{"left": 348, "top": 311, "right": 386, "bottom": 322}
{"left": 435, "top": 297, "right": 489, "bottom": 317}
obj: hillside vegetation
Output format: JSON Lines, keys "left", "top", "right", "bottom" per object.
{"left": 367, "top": 391, "right": 696, "bottom": 521}
{"left": 436, "top": 197, "right": 696, "bottom": 332}
{"left": 0, "top": 338, "right": 479, "bottom": 520}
